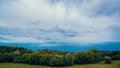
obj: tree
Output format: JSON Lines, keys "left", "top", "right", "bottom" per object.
{"left": 49, "top": 55, "right": 64, "bottom": 66}
{"left": 74, "top": 51, "right": 82, "bottom": 64}
{"left": 0, "top": 53, "right": 14, "bottom": 62}
{"left": 64, "top": 53, "right": 74, "bottom": 65}
{"left": 85, "top": 51, "right": 94, "bottom": 63}
{"left": 75, "top": 52, "right": 95, "bottom": 64}
{"left": 16, "top": 53, "right": 31, "bottom": 63}
{"left": 74, "top": 51, "right": 87, "bottom": 64}
{"left": 104, "top": 56, "right": 111, "bottom": 64}
{"left": 87, "top": 48, "right": 102, "bottom": 63}
{"left": 28, "top": 54, "right": 41, "bottom": 65}
{"left": 13, "top": 56, "right": 22, "bottom": 63}
{"left": 49, "top": 56, "right": 57, "bottom": 66}
{"left": 0, "top": 53, "right": 3, "bottom": 62}
{"left": 40, "top": 54, "right": 52, "bottom": 65}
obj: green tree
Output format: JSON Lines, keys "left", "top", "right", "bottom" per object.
{"left": 87, "top": 48, "right": 102, "bottom": 63}
{"left": 1, "top": 53, "right": 14, "bottom": 62}
{"left": 28, "top": 54, "right": 41, "bottom": 65}
{"left": 16, "top": 53, "right": 31, "bottom": 63}
{"left": 64, "top": 53, "right": 74, "bottom": 65}
{"left": 85, "top": 50, "right": 94, "bottom": 63}
{"left": 40, "top": 55, "right": 52, "bottom": 65}
{"left": 0, "top": 53, "right": 3, "bottom": 62}
{"left": 74, "top": 51, "right": 86, "bottom": 64}
{"left": 49, "top": 55, "right": 64, "bottom": 66}
{"left": 104, "top": 56, "right": 111, "bottom": 64}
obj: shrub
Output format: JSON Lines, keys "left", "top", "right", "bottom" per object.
{"left": 64, "top": 53, "right": 74, "bottom": 65}
{"left": 49, "top": 55, "right": 64, "bottom": 66}
{"left": 104, "top": 56, "right": 111, "bottom": 64}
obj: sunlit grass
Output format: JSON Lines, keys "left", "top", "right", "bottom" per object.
{"left": 0, "top": 61, "right": 120, "bottom": 68}
{"left": 66, "top": 61, "right": 120, "bottom": 68}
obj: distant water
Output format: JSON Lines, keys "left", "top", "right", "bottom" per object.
{"left": 0, "top": 42, "right": 120, "bottom": 52}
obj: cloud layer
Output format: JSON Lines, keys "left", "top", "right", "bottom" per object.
{"left": 0, "top": 0, "right": 120, "bottom": 46}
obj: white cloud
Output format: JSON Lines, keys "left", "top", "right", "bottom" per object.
{"left": 0, "top": 0, "right": 120, "bottom": 45}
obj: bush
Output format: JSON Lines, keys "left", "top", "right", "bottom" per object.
{"left": 74, "top": 50, "right": 100, "bottom": 64}
{"left": 74, "top": 52, "right": 89, "bottom": 64}
{"left": 28, "top": 54, "right": 41, "bottom": 65}
{"left": 40, "top": 55, "right": 52, "bottom": 65}
{"left": 0, "top": 53, "right": 14, "bottom": 62}
{"left": 88, "top": 49, "right": 102, "bottom": 63}
{"left": 64, "top": 53, "right": 74, "bottom": 65}
{"left": 104, "top": 56, "right": 111, "bottom": 64}
{"left": 49, "top": 55, "right": 64, "bottom": 66}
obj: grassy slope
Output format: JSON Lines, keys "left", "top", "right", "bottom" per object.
{"left": 0, "top": 61, "right": 120, "bottom": 68}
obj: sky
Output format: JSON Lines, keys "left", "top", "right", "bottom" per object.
{"left": 0, "top": 0, "right": 120, "bottom": 47}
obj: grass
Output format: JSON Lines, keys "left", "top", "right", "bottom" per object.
{"left": 66, "top": 61, "right": 120, "bottom": 68}
{"left": 0, "top": 61, "right": 120, "bottom": 68}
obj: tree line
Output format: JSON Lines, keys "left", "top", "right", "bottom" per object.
{"left": 0, "top": 46, "right": 120, "bottom": 66}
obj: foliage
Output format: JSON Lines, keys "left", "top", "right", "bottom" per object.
{"left": 0, "top": 46, "right": 120, "bottom": 66}
{"left": 64, "top": 53, "right": 74, "bottom": 65}
{"left": 104, "top": 56, "right": 111, "bottom": 64}
{"left": 49, "top": 55, "right": 64, "bottom": 66}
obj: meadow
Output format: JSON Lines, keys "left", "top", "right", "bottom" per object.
{"left": 0, "top": 61, "right": 120, "bottom": 68}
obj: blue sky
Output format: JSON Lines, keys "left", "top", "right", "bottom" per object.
{"left": 0, "top": 0, "right": 120, "bottom": 47}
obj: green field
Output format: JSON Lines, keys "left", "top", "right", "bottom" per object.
{"left": 0, "top": 61, "right": 120, "bottom": 68}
